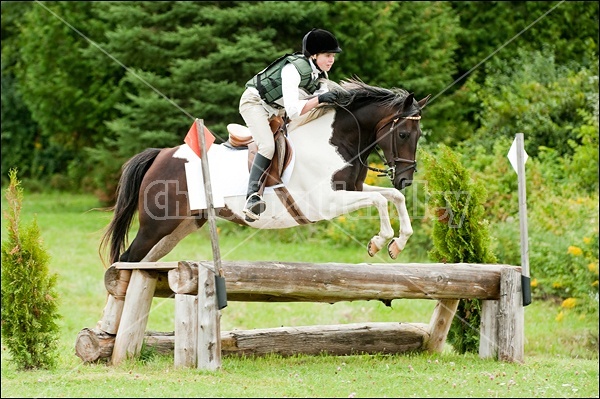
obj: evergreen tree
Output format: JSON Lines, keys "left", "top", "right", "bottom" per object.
{"left": 89, "top": 1, "right": 328, "bottom": 202}
{"left": 3, "top": 1, "right": 123, "bottom": 189}
{"left": 1, "top": 169, "right": 61, "bottom": 370}
{"left": 422, "top": 145, "right": 497, "bottom": 354}
{"left": 1, "top": 61, "right": 39, "bottom": 186}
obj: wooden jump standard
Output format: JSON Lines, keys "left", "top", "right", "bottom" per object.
{"left": 75, "top": 261, "right": 524, "bottom": 368}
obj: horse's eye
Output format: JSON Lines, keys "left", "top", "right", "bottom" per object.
{"left": 398, "top": 132, "right": 409, "bottom": 140}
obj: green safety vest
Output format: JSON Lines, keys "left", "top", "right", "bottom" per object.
{"left": 246, "top": 53, "right": 324, "bottom": 107}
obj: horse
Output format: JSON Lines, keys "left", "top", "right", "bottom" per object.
{"left": 100, "top": 78, "right": 430, "bottom": 267}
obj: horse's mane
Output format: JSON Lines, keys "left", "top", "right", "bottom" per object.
{"left": 290, "top": 77, "right": 412, "bottom": 129}
{"left": 329, "top": 77, "right": 410, "bottom": 109}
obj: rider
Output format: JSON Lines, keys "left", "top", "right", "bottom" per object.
{"left": 240, "top": 28, "right": 342, "bottom": 222}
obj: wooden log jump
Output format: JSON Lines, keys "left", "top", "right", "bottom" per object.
{"left": 77, "top": 261, "right": 524, "bottom": 367}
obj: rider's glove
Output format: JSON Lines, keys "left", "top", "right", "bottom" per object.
{"left": 318, "top": 92, "right": 338, "bottom": 104}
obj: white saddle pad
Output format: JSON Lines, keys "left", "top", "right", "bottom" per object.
{"left": 173, "top": 142, "right": 295, "bottom": 210}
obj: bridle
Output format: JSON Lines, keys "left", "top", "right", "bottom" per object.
{"left": 338, "top": 104, "right": 421, "bottom": 182}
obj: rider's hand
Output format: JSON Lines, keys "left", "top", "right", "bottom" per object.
{"left": 318, "top": 92, "right": 338, "bottom": 104}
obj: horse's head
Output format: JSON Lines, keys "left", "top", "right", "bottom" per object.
{"left": 327, "top": 78, "right": 430, "bottom": 191}
{"left": 375, "top": 92, "right": 430, "bottom": 190}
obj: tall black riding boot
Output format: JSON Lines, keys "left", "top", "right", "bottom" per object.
{"left": 243, "top": 153, "right": 271, "bottom": 222}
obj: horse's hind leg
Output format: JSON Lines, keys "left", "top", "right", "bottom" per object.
{"left": 121, "top": 217, "right": 206, "bottom": 263}
{"left": 142, "top": 218, "right": 206, "bottom": 262}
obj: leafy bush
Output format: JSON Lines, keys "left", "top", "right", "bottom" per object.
{"left": 1, "top": 169, "right": 61, "bottom": 370}
{"left": 456, "top": 129, "right": 599, "bottom": 319}
{"left": 464, "top": 48, "right": 598, "bottom": 159}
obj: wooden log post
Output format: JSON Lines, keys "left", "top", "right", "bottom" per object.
{"left": 197, "top": 264, "right": 221, "bottom": 370}
{"left": 479, "top": 267, "right": 524, "bottom": 363}
{"left": 425, "top": 299, "right": 460, "bottom": 353}
{"left": 110, "top": 269, "right": 158, "bottom": 365}
{"left": 174, "top": 294, "right": 197, "bottom": 367}
{"left": 98, "top": 268, "right": 132, "bottom": 334}
{"left": 497, "top": 267, "right": 524, "bottom": 363}
{"left": 479, "top": 300, "right": 499, "bottom": 359}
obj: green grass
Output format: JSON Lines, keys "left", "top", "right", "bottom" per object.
{"left": 1, "top": 191, "right": 599, "bottom": 398}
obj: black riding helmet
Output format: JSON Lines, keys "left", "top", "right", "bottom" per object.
{"left": 302, "top": 28, "right": 342, "bottom": 58}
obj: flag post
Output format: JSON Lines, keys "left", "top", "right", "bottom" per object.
{"left": 195, "top": 118, "right": 224, "bottom": 370}
{"left": 508, "top": 133, "right": 532, "bottom": 307}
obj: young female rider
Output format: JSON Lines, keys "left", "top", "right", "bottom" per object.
{"left": 240, "top": 28, "right": 342, "bottom": 222}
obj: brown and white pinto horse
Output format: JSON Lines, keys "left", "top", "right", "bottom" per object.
{"left": 100, "top": 78, "right": 429, "bottom": 266}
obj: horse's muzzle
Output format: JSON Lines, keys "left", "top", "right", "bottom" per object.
{"left": 397, "top": 178, "right": 413, "bottom": 190}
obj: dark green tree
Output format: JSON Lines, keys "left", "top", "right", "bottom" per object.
{"left": 327, "top": 1, "right": 461, "bottom": 144}
{"left": 1, "top": 62, "right": 39, "bottom": 186}
{"left": 1, "top": 2, "right": 40, "bottom": 186}
{"left": 451, "top": 1, "right": 599, "bottom": 80}
{"left": 3, "top": 1, "right": 123, "bottom": 189}
{"left": 1, "top": 169, "right": 61, "bottom": 370}
{"left": 89, "top": 1, "right": 329, "bottom": 201}
{"left": 435, "top": 1, "right": 599, "bottom": 146}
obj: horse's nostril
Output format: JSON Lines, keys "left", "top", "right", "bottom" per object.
{"left": 400, "top": 179, "right": 413, "bottom": 190}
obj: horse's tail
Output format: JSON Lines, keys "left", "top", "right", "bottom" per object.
{"left": 99, "top": 148, "right": 161, "bottom": 267}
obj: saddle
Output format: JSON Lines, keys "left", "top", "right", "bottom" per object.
{"left": 226, "top": 116, "right": 294, "bottom": 193}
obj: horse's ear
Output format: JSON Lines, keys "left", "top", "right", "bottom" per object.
{"left": 418, "top": 94, "right": 431, "bottom": 108}
{"left": 405, "top": 93, "right": 415, "bottom": 109}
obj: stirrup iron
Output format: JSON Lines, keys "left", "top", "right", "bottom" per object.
{"left": 243, "top": 193, "right": 266, "bottom": 222}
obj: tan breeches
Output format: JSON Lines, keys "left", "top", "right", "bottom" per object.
{"left": 239, "top": 89, "right": 285, "bottom": 160}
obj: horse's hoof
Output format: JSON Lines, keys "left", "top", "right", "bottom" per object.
{"left": 367, "top": 240, "right": 380, "bottom": 257}
{"left": 388, "top": 240, "right": 402, "bottom": 259}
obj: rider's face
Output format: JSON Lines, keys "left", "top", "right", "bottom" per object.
{"left": 314, "top": 53, "right": 336, "bottom": 72}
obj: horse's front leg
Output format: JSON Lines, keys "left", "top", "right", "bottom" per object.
{"left": 362, "top": 184, "right": 413, "bottom": 259}
{"left": 359, "top": 193, "right": 395, "bottom": 258}
{"left": 328, "top": 190, "right": 394, "bottom": 258}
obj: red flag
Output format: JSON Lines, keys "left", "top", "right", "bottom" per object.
{"left": 184, "top": 120, "right": 215, "bottom": 158}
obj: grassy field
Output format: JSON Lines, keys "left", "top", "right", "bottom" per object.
{"left": 1, "top": 191, "right": 598, "bottom": 397}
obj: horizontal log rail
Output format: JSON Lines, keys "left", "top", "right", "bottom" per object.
{"left": 76, "top": 322, "right": 430, "bottom": 362}
{"left": 108, "top": 261, "right": 519, "bottom": 303}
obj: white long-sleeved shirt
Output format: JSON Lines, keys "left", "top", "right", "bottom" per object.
{"left": 279, "top": 59, "right": 328, "bottom": 119}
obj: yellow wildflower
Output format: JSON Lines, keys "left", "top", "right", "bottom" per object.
{"left": 555, "top": 311, "right": 564, "bottom": 322}
{"left": 530, "top": 278, "right": 538, "bottom": 288}
{"left": 583, "top": 237, "right": 591, "bottom": 244}
{"left": 567, "top": 246, "right": 583, "bottom": 256}
{"left": 588, "top": 263, "right": 599, "bottom": 274}
{"left": 561, "top": 298, "right": 577, "bottom": 309}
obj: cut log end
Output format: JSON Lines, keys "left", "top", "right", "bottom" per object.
{"left": 75, "top": 328, "right": 115, "bottom": 363}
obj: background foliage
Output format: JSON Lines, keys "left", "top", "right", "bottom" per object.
{"left": 3, "top": 1, "right": 597, "bottom": 197}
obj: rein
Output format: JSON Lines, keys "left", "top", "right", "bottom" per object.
{"left": 337, "top": 104, "right": 421, "bottom": 181}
